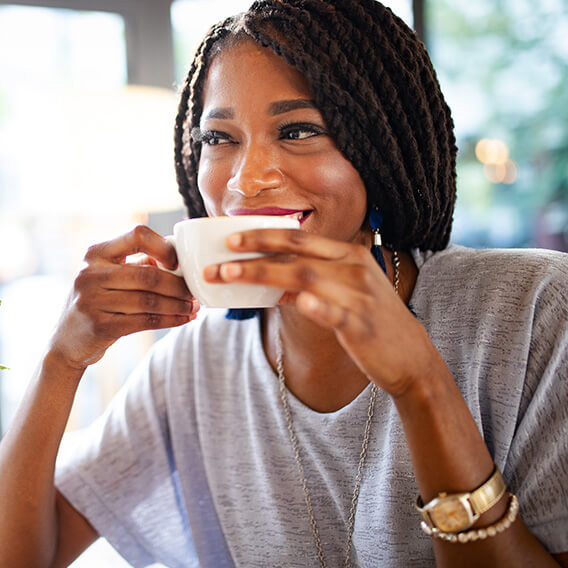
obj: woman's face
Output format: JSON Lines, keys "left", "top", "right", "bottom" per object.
{"left": 196, "top": 41, "right": 368, "bottom": 243}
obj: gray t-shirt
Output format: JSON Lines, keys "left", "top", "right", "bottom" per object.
{"left": 55, "top": 245, "right": 568, "bottom": 567}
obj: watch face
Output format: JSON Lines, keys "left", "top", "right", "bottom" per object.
{"left": 429, "top": 496, "right": 473, "bottom": 532}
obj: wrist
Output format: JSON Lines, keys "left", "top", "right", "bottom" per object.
{"left": 383, "top": 319, "right": 453, "bottom": 401}
{"left": 42, "top": 347, "right": 88, "bottom": 382}
{"left": 416, "top": 466, "right": 508, "bottom": 534}
{"left": 390, "top": 351, "right": 453, "bottom": 407}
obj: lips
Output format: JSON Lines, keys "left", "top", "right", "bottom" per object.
{"left": 228, "top": 207, "right": 312, "bottom": 224}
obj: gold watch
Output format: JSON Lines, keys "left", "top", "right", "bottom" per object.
{"left": 416, "top": 467, "right": 506, "bottom": 534}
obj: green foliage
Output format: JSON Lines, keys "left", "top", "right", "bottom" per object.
{"left": 428, "top": 0, "right": 568, "bottom": 248}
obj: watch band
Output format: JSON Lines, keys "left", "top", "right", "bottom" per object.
{"left": 468, "top": 467, "right": 506, "bottom": 516}
{"left": 416, "top": 466, "right": 507, "bottom": 533}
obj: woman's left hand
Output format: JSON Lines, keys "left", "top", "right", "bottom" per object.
{"left": 203, "top": 228, "right": 448, "bottom": 397}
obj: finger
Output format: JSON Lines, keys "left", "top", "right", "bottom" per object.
{"left": 203, "top": 258, "right": 298, "bottom": 284}
{"left": 296, "top": 273, "right": 417, "bottom": 344}
{"left": 80, "top": 263, "right": 191, "bottom": 300}
{"left": 97, "top": 290, "right": 197, "bottom": 317}
{"left": 296, "top": 286, "right": 429, "bottom": 391}
{"left": 296, "top": 288, "right": 375, "bottom": 339}
{"left": 93, "top": 312, "right": 196, "bottom": 339}
{"left": 126, "top": 253, "right": 159, "bottom": 267}
{"left": 212, "top": 256, "right": 387, "bottom": 298}
{"left": 277, "top": 291, "right": 300, "bottom": 305}
{"left": 225, "top": 228, "right": 371, "bottom": 264}
{"left": 85, "top": 225, "right": 178, "bottom": 269}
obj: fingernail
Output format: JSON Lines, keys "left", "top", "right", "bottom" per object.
{"left": 226, "top": 233, "right": 243, "bottom": 248}
{"left": 302, "top": 292, "right": 320, "bottom": 311}
{"left": 203, "top": 265, "right": 219, "bottom": 280}
{"left": 220, "top": 263, "right": 242, "bottom": 280}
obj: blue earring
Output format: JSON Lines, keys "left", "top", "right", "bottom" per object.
{"left": 369, "top": 208, "right": 387, "bottom": 275}
{"left": 225, "top": 308, "right": 260, "bottom": 320}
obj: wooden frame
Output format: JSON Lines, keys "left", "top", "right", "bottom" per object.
{"left": 0, "top": 0, "right": 176, "bottom": 88}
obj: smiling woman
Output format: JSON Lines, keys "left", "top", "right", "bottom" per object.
{"left": 0, "top": 2, "right": 567, "bottom": 568}
{"left": 193, "top": 43, "right": 368, "bottom": 246}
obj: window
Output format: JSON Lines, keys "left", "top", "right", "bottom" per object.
{"left": 0, "top": 3, "right": 134, "bottom": 433}
{"left": 428, "top": 0, "right": 568, "bottom": 250}
{"left": 172, "top": 0, "right": 255, "bottom": 85}
{"left": 0, "top": 5, "right": 165, "bottom": 567}
{"left": 171, "top": 0, "right": 413, "bottom": 86}
{"left": 0, "top": 3, "right": 183, "bottom": 436}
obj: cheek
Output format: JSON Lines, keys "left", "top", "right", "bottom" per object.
{"left": 300, "top": 154, "right": 367, "bottom": 214}
{"left": 196, "top": 158, "right": 227, "bottom": 216}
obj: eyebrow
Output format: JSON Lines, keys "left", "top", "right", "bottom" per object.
{"left": 202, "top": 99, "right": 317, "bottom": 121}
{"left": 203, "top": 108, "right": 234, "bottom": 120}
{"left": 268, "top": 99, "right": 317, "bottom": 115}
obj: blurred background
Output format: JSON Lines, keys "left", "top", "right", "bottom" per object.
{"left": 0, "top": 0, "right": 566, "bottom": 566}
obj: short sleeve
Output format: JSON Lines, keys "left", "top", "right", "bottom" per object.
{"left": 505, "top": 259, "right": 568, "bottom": 553}
{"left": 55, "top": 329, "right": 199, "bottom": 568}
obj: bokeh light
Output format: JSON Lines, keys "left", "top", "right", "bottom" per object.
{"left": 475, "top": 138, "right": 518, "bottom": 184}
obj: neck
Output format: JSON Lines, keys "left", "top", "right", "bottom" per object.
{"left": 264, "top": 307, "right": 368, "bottom": 412}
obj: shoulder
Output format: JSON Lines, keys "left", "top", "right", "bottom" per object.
{"left": 416, "top": 244, "right": 568, "bottom": 277}
{"left": 411, "top": 245, "right": 568, "bottom": 355}
{"left": 414, "top": 245, "right": 568, "bottom": 303}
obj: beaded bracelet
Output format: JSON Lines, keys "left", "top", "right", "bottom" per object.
{"left": 420, "top": 493, "right": 519, "bottom": 543}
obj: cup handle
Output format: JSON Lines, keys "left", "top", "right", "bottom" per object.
{"left": 157, "top": 235, "right": 184, "bottom": 277}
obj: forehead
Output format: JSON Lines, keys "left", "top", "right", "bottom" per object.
{"left": 201, "top": 41, "right": 314, "bottom": 111}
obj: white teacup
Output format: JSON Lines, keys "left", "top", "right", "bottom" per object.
{"left": 163, "top": 216, "right": 300, "bottom": 308}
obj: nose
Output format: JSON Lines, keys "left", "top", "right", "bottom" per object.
{"left": 227, "top": 143, "right": 283, "bottom": 196}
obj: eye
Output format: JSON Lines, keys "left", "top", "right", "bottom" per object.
{"left": 191, "top": 127, "right": 233, "bottom": 146}
{"left": 278, "top": 122, "right": 327, "bottom": 141}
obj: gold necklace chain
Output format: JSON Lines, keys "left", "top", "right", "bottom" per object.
{"left": 274, "top": 252, "right": 400, "bottom": 567}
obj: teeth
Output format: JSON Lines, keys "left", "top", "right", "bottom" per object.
{"left": 283, "top": 212, "right": 304, "bottom": 221}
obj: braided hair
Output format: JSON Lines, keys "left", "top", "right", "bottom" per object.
{"left": 174, "top": 0, "right": 457, "bottom": 252}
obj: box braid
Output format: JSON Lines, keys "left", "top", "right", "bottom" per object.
{"left": 174, "top": 0, "right": 457, "bottom": 252}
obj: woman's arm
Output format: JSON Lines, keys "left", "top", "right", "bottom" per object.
{"left": 0, "top": 352, "right": 98, "bottom": 567}
{"left": 212, "top": 227, "right": 567, "bottom": 567}
{"left": 394, "top": 362, "right": 565, "bottom": 568}
{"left": 0, "top": 226, "right": 196, "bottom": 567}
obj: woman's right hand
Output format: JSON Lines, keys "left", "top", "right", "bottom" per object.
{"left": 48, "top": 225, "right": 198, "bottom": 371}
